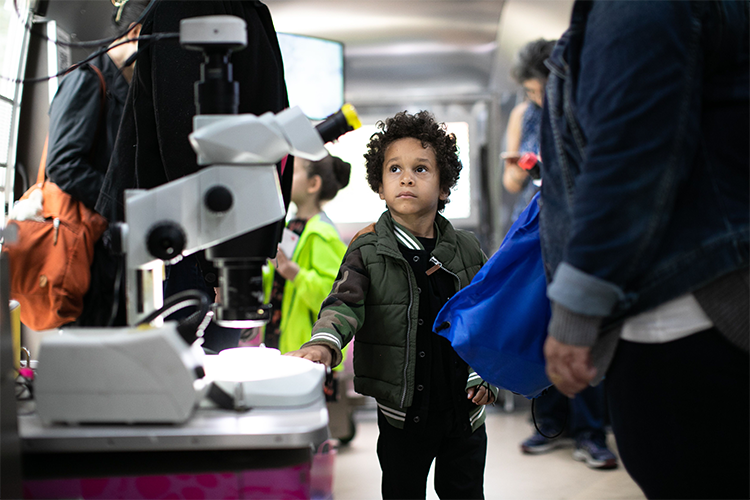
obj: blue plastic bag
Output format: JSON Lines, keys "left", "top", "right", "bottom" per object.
{"left": 435, "top": 193, "right": 551, "bottom": 398}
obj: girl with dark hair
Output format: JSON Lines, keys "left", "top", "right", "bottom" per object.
{"left": 265, "top": 154, "right": 351, "bottom": 355}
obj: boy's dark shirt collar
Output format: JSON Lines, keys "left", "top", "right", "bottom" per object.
{"left": 390, "top": 215, "right": 442, "bottom": 252}
{"left": 395, "top": 224, "right": 471, "bottom": 431}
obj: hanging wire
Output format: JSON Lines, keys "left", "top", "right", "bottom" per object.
{"left": 531, "top": 395, "right": 569, "bottom": 439}
{"left": 136, "top": 289, "right": 210, "bottom": 327}
{"left": 135, "top": 289, "right": 212, "bottom": 345}
{"left": 0, "top": 32, "right": 178, "bottom": 85}
{"left": 13, "top": 0, "right": 158, "bottom": 48}
{"left": 1, "top": 0, "right": 178, "bottom": 85}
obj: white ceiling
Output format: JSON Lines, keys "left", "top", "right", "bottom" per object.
{"left": 265, "top": 0, "right": 574, "bottom": 104}
{"left": 42, "top": 0, "right": 574, "bottom": 105}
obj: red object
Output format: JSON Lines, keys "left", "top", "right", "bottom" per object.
{"left": 518, "top": 152, "right": 538, "bottom": 172}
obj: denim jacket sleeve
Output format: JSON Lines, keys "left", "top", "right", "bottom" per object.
{"left": 547, "top": 2, "right": 706, "bottom": 324}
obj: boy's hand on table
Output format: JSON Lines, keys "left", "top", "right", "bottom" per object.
{"left": 284, "top": 345, "right": 333, "bottom": 367}
{"left": 467, "top": 384, "right": 495, "bottom": 405}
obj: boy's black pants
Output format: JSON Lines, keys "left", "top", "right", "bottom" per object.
{"left": 376, "top": 409, "right": 487, "bottom": 499}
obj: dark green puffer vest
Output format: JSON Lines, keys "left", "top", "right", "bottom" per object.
{"left": 350, "top": 211, "right": 484, "bottom": 409}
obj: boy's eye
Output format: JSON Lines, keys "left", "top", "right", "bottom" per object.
{"left": 389, "top": 165, "right": 400, "bottom": 173}
{"left": 416, "top": 166, "right": 426, "bottom": 173}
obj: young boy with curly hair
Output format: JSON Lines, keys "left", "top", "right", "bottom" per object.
{"left": 287, "top": 110, "right": 497, "bottom": 499}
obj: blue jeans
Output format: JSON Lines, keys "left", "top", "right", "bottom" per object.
{"left": 534, "top": 384, "right": 607, "bottom": 441}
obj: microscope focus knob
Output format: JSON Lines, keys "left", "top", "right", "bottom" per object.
{"left": 204, "top": 185, "right": 234, "bottom": 213}
{"left": 146, "top": 222, "right": 187, "bottom": 261}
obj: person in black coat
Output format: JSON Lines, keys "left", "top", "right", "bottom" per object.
{"left": 96, "top": 0, "right": 289, "bottom": 220}
{"left": 95, "top": 1, "right": 290, "bottom": 348}
{"left": 45, "top": 0, "right": 147, "bottom": 326}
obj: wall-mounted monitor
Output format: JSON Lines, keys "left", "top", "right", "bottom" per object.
{"left": 277, "top": 33, "right": 344, "bottom": 121}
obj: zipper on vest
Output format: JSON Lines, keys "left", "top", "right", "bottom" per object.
{"left": 428, "top": 256, "right": 461, "bottom": 288}
{"left": 400, "top": 262, "right": 414, "bottom": 408}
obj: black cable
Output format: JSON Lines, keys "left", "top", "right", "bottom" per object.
{"left": 15, "top": 0, "right": 158, "bottom": 49}
{"left": 136, "top": 289, "right": 210, "bottom": 327}
{"left": 106, "top": 255, "right": 123, "bottom": 327}
{"left": 0, "top": 32, "right": 178, "bottom": 85}
{"left": 136, "top": 289, "right": 211, "bottom": 345}
{"left": 531, "top": 394, "right": 569, "bottom": 439}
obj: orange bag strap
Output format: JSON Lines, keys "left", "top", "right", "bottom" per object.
{"left": 88, "top": 62, "right": 108, "bottom": 150}
{"left": 36, "top": 61, "right": 107, "bottom": 185}
{"left": 36, "top": 135, "right": 48, "bottom": 184}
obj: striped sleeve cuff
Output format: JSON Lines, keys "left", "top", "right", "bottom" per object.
{"left": 302, "top": 331, "right": 343, "bottom": 367}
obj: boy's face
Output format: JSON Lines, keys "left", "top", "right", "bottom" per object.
{"left": 379, "top": 137, "right": 448, "bottom": 222}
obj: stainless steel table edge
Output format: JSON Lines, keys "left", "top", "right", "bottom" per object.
{"left": 20, "top": 400, "right": 330, "bottom": 454}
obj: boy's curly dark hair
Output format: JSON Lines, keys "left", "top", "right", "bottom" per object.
{"left": 363, "top": 110, "right": 461, "bottom": 212}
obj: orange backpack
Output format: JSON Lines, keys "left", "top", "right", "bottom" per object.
{"left": 3, "top": 64, "right": 109, "bottom": 330}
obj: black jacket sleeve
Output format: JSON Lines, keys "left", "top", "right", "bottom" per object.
{"left": 45, "top": 66, "right": 106, "bottom": 210}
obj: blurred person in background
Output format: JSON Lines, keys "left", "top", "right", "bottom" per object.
{"left": 502, "top": 38, "right": 618, "bottom": 471}
{"left": 502, "top": 38, "right": 553, "bottom": 220}
{"left": 45, "top": 0, "right": 148, "bottom": 326}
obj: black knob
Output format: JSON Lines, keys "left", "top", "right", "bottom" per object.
{"left": 146, "top": 222, "right": 186, "bottom": 261}
{"left": 204, "top": 185, "right": 234, "bottom": 213}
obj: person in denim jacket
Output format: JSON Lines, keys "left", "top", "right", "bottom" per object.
{"left": 538, "top": 2, "right": 748, "bottom": 498}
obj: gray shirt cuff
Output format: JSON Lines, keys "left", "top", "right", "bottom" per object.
{"left": 548, "top": 302, "right": 603, "bottom": 347}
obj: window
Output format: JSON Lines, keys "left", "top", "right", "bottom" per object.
{"left": 0, "top": 0, "right": 31, "bottom": 215}
{"left": 277, "top": 33, "right": 344, "bottom": 121}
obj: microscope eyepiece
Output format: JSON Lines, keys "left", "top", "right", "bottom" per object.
{"left": 316, "top": 103, "right": 362, "bottom": 144}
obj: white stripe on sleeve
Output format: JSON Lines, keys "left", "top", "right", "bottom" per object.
{"left": 310, "top": 332, "right": 342, "bottom": 349}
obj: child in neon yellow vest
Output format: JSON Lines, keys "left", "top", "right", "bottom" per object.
{"left": 264, "top": 155, "right": 350, "bottom": 363}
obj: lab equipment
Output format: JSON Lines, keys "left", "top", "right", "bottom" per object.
{"left": 31, "top": 15, "right": 359, "bottom": 424}
{"left": 34, "top": 323, "right": 207, "bottom": 424}
{"left": 121, "top": 15, "right": 360, "bottom": 329}
{"left": 204, "top": 347, "right": 326, "bottom": 410}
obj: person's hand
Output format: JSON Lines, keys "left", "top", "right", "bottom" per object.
{"left": 284, "top": 345, "right": 333, "bottom": 367}
{"left": 506, "top": 163, "right": 528, "bottom": 182}
{"left": 502, "top": 162, "right": 529, "bottom": 194}
{"left": 543, "top": 336, "right": 597, "bottom": 398}
{"left": 467, "top": 383, "right": 495, "bottom": 405}
{"left": 272, "top": 246, "right": 300, "bottom": 281}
